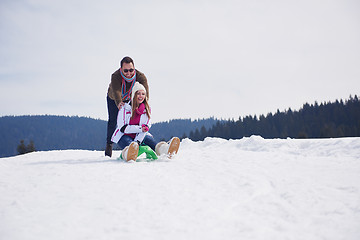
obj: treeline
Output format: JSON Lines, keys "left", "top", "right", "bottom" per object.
{"left": 0, "top": 115, "right": 216, "bottom": 158}
{"left": 1, "top": 96, "right": 359, "bottom": 157}
{"left": 188, "top": 95, "right": 360, "bottom": 141}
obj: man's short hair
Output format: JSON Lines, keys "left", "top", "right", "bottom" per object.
{"left": 120, "top": 56, "right": 134, "bottom": 68}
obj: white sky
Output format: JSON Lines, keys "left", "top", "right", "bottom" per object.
{"left": 1, "top": 0, "right": 359, "bottom": 123}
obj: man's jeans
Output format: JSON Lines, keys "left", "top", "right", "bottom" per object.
{"left": 107, "top": 95, "right": 119, "bottom": 144}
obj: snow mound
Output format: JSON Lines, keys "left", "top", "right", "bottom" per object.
{"left": 1, "top": 136, "right": 360, "bottom": 240}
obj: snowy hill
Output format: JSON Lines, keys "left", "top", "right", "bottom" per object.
{"left": 1, "top": 136, "right": 359, "bottom": 240}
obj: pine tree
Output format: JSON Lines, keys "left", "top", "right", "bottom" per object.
{"left": 27, "top": 140, "right": 36, "bottom": 152}
{"left": 200, "top": 126, "right": 207, "bottom": 141}
{"left": 17, "top": 140, "right": 27, "bottom": 155}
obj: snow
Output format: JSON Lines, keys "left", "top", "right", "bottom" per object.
{"left": 1, "top": 136, "right": 360, "bottom": 240}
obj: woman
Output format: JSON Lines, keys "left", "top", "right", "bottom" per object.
{"left": 111, "top": 82, "right": 180, "bottom": 161}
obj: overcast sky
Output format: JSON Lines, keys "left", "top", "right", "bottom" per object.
{"left": 1, "top": 0, "right": 359, "bottom": 123}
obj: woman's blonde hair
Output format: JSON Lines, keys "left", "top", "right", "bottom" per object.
{"left": 131, "top": 90, "right": 151, "bottom": 119}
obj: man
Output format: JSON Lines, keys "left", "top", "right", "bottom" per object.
{"left": 105, "top": 56, "right": 149, "bottom": 157}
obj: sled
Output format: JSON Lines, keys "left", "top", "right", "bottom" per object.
{"left": 119, "top": 145, "right": 158, "bottom": 162}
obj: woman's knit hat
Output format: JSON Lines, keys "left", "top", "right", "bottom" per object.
{"left": 131, "top": 82, "right": 147, "bottom": 101}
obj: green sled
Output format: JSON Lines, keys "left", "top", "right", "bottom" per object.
{"left": 119, "top": 145, "right": 158, "bottom": 161}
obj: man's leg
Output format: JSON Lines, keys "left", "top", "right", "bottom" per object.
{"left": 105, "top": 95, "right": 119, "bottom": 157}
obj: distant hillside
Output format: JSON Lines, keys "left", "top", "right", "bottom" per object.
{"left": 2, "top": 95, "right": 358, "bottom": 157}
{"left": 150, "top": 117, "right": 219, "bottom": 141}
{"left": 0, "top": 115, "right": 107, "bottom": 158}
{"left": 0, "top": 115, "right": 217, "bottom": 158}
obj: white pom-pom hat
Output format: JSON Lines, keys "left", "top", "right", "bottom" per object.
{"left": 131, "top": 82, "right": 147, "bottom": 102}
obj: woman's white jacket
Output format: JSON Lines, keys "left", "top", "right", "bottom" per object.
{"left": 111, "top": 102, "right": 151, "bottom": 144}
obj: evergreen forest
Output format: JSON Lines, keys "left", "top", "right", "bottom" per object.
{"left": 188, "top": 95, "right": 360, "bottom": 141}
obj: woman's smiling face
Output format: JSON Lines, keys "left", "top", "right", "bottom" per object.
{"left": 136, "top": 90, "right": 146, "bottom": 104}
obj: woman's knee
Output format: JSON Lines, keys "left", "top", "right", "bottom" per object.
{"left": 118, "top": 135, "right": 134, "bottom": 150}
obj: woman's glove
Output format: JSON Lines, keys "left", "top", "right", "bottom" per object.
{"left": 142, "top": 124, "right": 149, "bottom": 132}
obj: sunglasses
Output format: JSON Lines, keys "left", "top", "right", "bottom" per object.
{"left": 123, "top": 68, "right": 134, "bottom": 73}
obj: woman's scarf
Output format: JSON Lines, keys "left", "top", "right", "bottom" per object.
{"left": 120, "top": 68, "right": 137, "bottom": 101}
